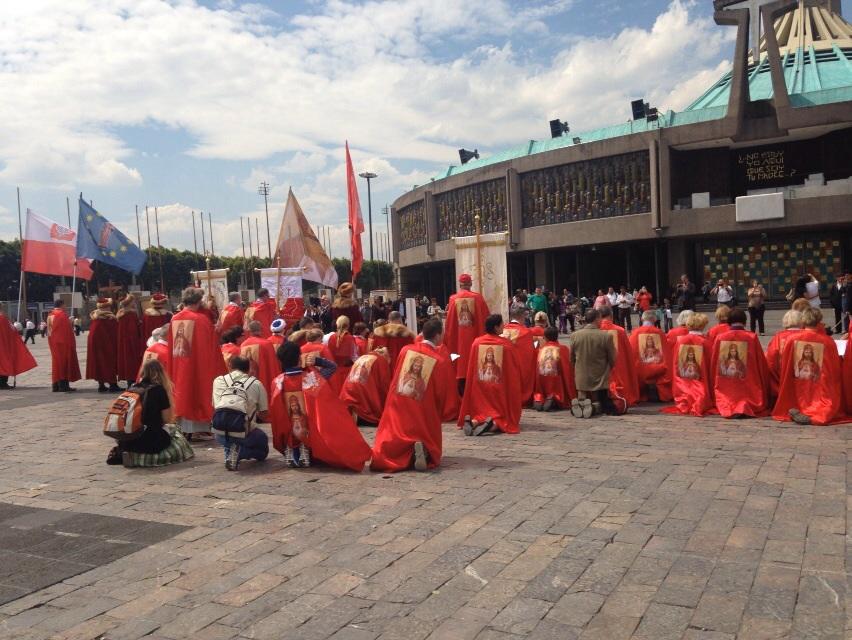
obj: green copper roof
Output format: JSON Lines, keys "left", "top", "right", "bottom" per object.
{"left": 433, "top": 43, "right": 852, "bottom": 181}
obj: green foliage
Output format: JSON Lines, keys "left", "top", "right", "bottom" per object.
{"left": 0, "top": 240, "right": 393, "bottom": 301}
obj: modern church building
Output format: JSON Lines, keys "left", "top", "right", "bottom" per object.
{"left": 391, "top": 0, "right": 852, "bottom": 302}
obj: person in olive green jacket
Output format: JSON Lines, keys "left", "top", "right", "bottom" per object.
{"left": 569, "top": 308, "right": 617, "bottom": 417}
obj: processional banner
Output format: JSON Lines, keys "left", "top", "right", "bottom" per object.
{"left": 454, "top": 232, "right": 509, "bottom": 321}
{"left": 190, "top": 268, "right": 229, "bottom": 311}
{"left": 258, "top": 267, "right": 304, "bottom": 302}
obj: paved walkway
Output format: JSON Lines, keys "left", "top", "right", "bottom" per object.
{"left": 0, "top": 333, "right": 849, "bottom": 639}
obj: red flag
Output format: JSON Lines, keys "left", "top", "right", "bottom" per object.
{"left": 22, "top": 209, "right": 94, "bottom": 279}
{"left": 345, "top": 141, "right": 364, "bottom": 282}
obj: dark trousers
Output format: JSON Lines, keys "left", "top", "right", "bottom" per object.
{"left": 617, "top": 307, "right": 632, "bottom": 331}
{"left": 748, "top": 306, "right": 765, "bottom": 334}
{"left": 23, "top": 330, "right": 35, "bottom": 344}
{"left": 834, "top": 306, "right": 843, "bottom": 331}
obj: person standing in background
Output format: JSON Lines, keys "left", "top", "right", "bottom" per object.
{"left": 829, "top": 273, "right": 845, "bottom": 333}
{"left": 747, "top": 280, "right": 767, "bottom": 335}
{"left": 711, "top": 278, "right": 734, "bottom": 308}
{"left": 676, "top": 275, "right": 696, "bottom": 311}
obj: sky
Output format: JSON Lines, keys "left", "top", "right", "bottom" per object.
{"left": 2, "top": 0, "right": 848, "bottom": 262}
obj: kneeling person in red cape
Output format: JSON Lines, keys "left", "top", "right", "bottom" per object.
{"left": 665, "top": 313, "right": 713, "bottom": 417}
{"left": 371, "top": 319, "right": 460, "bottom": 472}
{"left": 772, "top": 307, "right": 847, "bottom": 425}
{"left": 533, "top": 326, "right": 576, "bottom": 411}
{"left": 630, "top": 310, "right": 673, "bottom": 402}
{"left": 340, "top": 347, "right": 392, "bottom": 425}
{"left": 709, "top": 307, "right": 771, "bottom": 418}
{"left": 503, "top": 305, "right": 537, "bottom": 405}
{"left": 0, "top": 303, "right": 36, "bottom": 388}
{"left": 269, "top": 342, "right": 371, "bottom": 470}
{"left": 458, "top": 314, "right": 523, "bottom": 435}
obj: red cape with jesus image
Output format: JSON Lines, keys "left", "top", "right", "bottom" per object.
{"left": 458, "top": 334, "right": 523, "bottom": 434}
{"left": 600, "top": 319, "right": 640, "bottom": 407}
{"left": 269, "top": 369, "right": 371, "bottom": 471}
{"left": 629, "top": 325, "right": 672, "bottom": 402}
{"left": 443, "top": 289, "right": 489, "bottom": 380}
{"left": 710, "top": 329, "right": 771, "bottom": 418}
{"left": 533, "top": 341, "right": 576, "bottom": 407}
{"left": 371, "top": 342, "right": 459, "bottom": 472}
{"left": 339, "top": 350, "right": 392, "bottom": 425}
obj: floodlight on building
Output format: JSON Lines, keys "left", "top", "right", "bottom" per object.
{"left": 646, "top": 107, "right": 659, "bottom": 122}
{"left": 631, "top": 99, "right": 646, "bottom": 121}
{"left": 459, "top": 149, "right": 479, "bottom": 165}
{"left": 549, "top": 119, "right": 570, "bottom": 138}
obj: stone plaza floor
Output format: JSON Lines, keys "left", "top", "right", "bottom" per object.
{"left": 0, "top": 324, "right": 849, "bottom": 640}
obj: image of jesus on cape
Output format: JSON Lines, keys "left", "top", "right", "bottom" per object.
{"left": 719, "top": 342, "right": 746, "bottom": 379}
{"left": 794, "top": 343, "right": 821, "bottom": 382}
{"left": 397, "top": 353, "right": 429, "bottom": 401}
{"left": 457, "top": 299, "right": 474, "bottom": 327}
{"left": 679, "top": 346, "right": 702, "bottom": 380}
{"left": 478, "top": 346, "right": 502, "bottom": 383}
{"left": 641, "top": 335, "right": 663, "bottom": 364}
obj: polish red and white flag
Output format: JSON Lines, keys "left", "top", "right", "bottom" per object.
{"left": 22, "top": 209, "right": 94, "bottom": 279}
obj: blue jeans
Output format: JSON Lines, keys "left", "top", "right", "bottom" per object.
{"left": 215, "top": 429, "right": 269, "bottom": 462}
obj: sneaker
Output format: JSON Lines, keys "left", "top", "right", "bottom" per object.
{"left": 542, "top": 397, "right": 555, "bottom": 412}
{"left": 473, "top": 418, "right": 493, "bottom": 436}
{"left": 570, "top": 399, "right": 583, "bottom": 418}
{"left": 789, "top": 408, "right": 811, "bottom": 425}
{"left": 108, "top": 383, "right": 121, "bottom": 392}
{"left": 299, "top": 444, "right": 311, "bottom": 467}
{"left": 463, "top": 417, "right": 474, "bottom": 436}
{"left": 284, "top": 447, "right": 298, "bottom": 468}
{"left": 533, "top": 400, "right": 544, "bottom": 412}
{"left": 580, "top": 398, "right": 594, "bottom": 419}
{"left": 413, "top": 441, "right": 427, "bottom": 471}
{"left": 106, "top": 447, "right": 122, "bottom": 465}
{"left": 225, "top": 442, "right": 240, "bottom": 471}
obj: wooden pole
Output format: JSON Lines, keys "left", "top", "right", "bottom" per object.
{"left": 145, "top": 206, "right": 153, "bottom": 291}
{"left": 208, "top": 211, "right": 214, "bottom": 256}
{"left": 200, "top": 211, "right": 207, "bottom": 255}
{"left": 154, "top": 206, "right": 165, "bottom": 293}
{"left": 191, "top": 211, "right": 199, "bottom": 268}
{"left": 276, "top": 255, "right": 282, "bottom": 312}
{"left": 205, "top": 253, "right": 212, "bottom": 300}
{"left": 240, "top": 217, "right": 247, "bottom": 289}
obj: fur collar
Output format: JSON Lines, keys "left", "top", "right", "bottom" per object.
{"left": 144, "top": 308, "right": 170, "bottom": 316}
{"left": 90, "top": 309, "right": 116, "bottom": 321}
{"left": 116, "top": 307, "right": 138, "bottom": 320}
{"left": 333, "top": 296, "right": 358, "bottom": 309}
{"left": 373, "top": 322, "right": 413, "bottom": 338}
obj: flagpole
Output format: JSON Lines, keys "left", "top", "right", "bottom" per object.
{"left": 208, "top": 211, "right": 214, "bottom": 256}
{"left": 68, "top": 196, "right": 77, "bottom": 320}
{"left": 200, "top": 211, "right": 207, "bottom": 255}
{"left": 255, "top": 218, "right": 261, "bottom": 288}
{"left": 15, "top": 187, "right": 25, "bottom": 326}
{"left": 205, "top": 253, "right": 212, "bottom": 301}
{"left": 144, "top": 206, "right": 153, "bottom": 291}
{"left": 131, "top": 204, "right": 140, "bottom": 288}
{"left": 276, "top": 255, "right": 282, "bottom": 312}
{"left": 154, "top": 206, "right": 165, "bottom": 293}
{"left": 240, "top": 217, "right": 247, "bottom": 290}
{"left": 191, "top": 211, "right": 199, "bottom": 269}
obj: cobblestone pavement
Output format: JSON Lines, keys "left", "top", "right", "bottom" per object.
{"left": 0, "top": 328, "right": 849, "bottom": 640}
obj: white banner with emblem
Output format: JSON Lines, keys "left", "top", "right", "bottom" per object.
{"left": 190, "top": 268, "right": 229, "bottom": 311}
{"left": 454, "top": 232, "right": 509, "bottom": 321}
{"left": 258, "top": 267, "right": 304, "bottom": 303}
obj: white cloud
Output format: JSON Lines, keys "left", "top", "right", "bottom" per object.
{"left": 0, "top": 0, "right": 735, "bottom": 257}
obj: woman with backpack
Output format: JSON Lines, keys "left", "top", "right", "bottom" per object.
{"left": 106, "top": 359, "right": 193, "bottom": 468}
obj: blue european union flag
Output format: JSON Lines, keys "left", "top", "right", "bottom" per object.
{"left": 76, "top": 197, "right": 147, "bottom": 275}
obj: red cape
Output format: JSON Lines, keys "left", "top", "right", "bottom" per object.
{"left": 772, "top": 329, "right": 847, "bottom": 425}
{"left": 663, "top": 333, "right": 713, "bottom": 417}
{"left": 630, "top": 325, "right": 672, "bottom": 401}
{"left": 0, "top": 314, "right": 36, "bottom": 376}
{"left": 167, "top": 308, "right": 226, "bottom": 422}
{"left": 328, "top": 332, "right": 357, "bottom": 394}
{"left": 354, "top": 336, "right": 367, "bottom": 356}
{"left": 138, "top": 342, "right": 169, "bottom": 381}
{"left": 142, "top": 310, "right": 171, "bottom": 340}
{"left": 765, "top": 329, "right": 802, "bottom": 401}
{"left": 244, "top": 299, "right": 278, "bottom": 338}
{"left": 47, "top": 309, "right": 81, "bottom": 383}
{"left": 666, "top": 326, "right": 689, "bottom": 373}
{"left": 600, "top": 320, "right": 640, "bottom": 406}
{"left": 707, "top": 322, "right": 730, "bottom": 354}
{"left": 458, "top": 334, "right": 523, "bottom": 433}
{"left": 269, "top": 370, "right": 371, "bottom": 471}
{"left": 414, "top": 334, "right": 453, "bottom": 365}
{"left": 503, "top": 321, "right": 537, "bottom": 404}
{"left": 371, "top": 342, "right": 459, "bottom": 472}
{"left": 279, "top": 298, "right": 305, "bottom": 328}
{"left": 710, "top": 328, "right": 770, "bottom": 418}
{"left": 86, "top": 314, "right": 119, "bottom": 382}
{"left": 268, "top": 335, "right": 285, "bottom": 349}
{"left": 339, "top": 351, "right": 392, "bottom": 424}
{"left": 221, "top": 343, "right": 241, "bottom": 369}
{"left": 240, "top": 336, "right": 280, "bottom": 396}
{"left": 301, "top": 342, "right": 335, "bottom": 363}
{"left": 368, "top": 324, "right": 415, "bottom": 371}
{"left": 533, "top": 340, "right": 576, "bottom": 407}
{"left": 116, "top": 310, "right": 144, "bottom": 381}
{"left": 218, "top": 303, "right": 244, "bottom": 336}
{"left": 530, "top": 326, "right": 546, "bottom": 346}
{"left": 443, "top": 290, "right": 489, "bottom": 380}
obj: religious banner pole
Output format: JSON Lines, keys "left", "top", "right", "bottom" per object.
{"left": 208, "top": 211, "right": 215, "bottom": 256}
{"left": 474, "top": 214, "right": 483, "bottom": 294}
{"left": 276, "top": 255, "right": 282, "bottom": 310}
{"left": 240, "top": 217, "right": 247, "bottom": 289}
{"left": 191, "top": 211, "right": 199, "bottom": 269}
{"left": 144, "top": 206, "right": 153, "bottom": 290}
{"left": 67, "top": 196, "right": 78, "bottom": 320}
{"left": 205, "top": 253, "right": 212, "bottom": 301}
{"left": 15, "top": 187, "right": 25, "bottom": 326}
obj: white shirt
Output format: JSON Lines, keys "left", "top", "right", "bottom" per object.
{"left": 616, "top": 293, "right": 634, "bottom": 309}
{"left": 25, "top": 321, "right": 35, "bottom": 330}
{"left": 806, "top": 280, "right": 820, "bottom": 308}
{"left": 716, "top": 286, "right": 733, "bottom": 303}
{"left": 212, "top": 371, "right": 268, "bottom": 429}
{"left": 606, "top": 292, "right": 618, "bottom": 306}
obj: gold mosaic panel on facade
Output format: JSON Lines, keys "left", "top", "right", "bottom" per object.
{"left": 435, "top": 178, "right": 507, "bottom": 241}
{"left": 520, "top": 150, "right": 652, "bottom": 227}
{"left": 398, "top": 200, "right": 426, "bottom": 250}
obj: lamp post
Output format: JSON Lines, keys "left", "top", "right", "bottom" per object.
{"left": 358, "top": 171, "right": 377, "bottom": 263}
{"left": 258, "top": 181, "right": 272, "bottom": 258}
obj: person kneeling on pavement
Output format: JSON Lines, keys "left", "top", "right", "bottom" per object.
{"left": 211, "top": 356, "right": 270, "bottom": 471}
{"left": 569, "top": 308, "right": 618, "bottom": 418}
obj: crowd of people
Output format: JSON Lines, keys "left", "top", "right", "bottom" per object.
{"left": 1, "top": 268, "right": 851, "bottom": 474}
